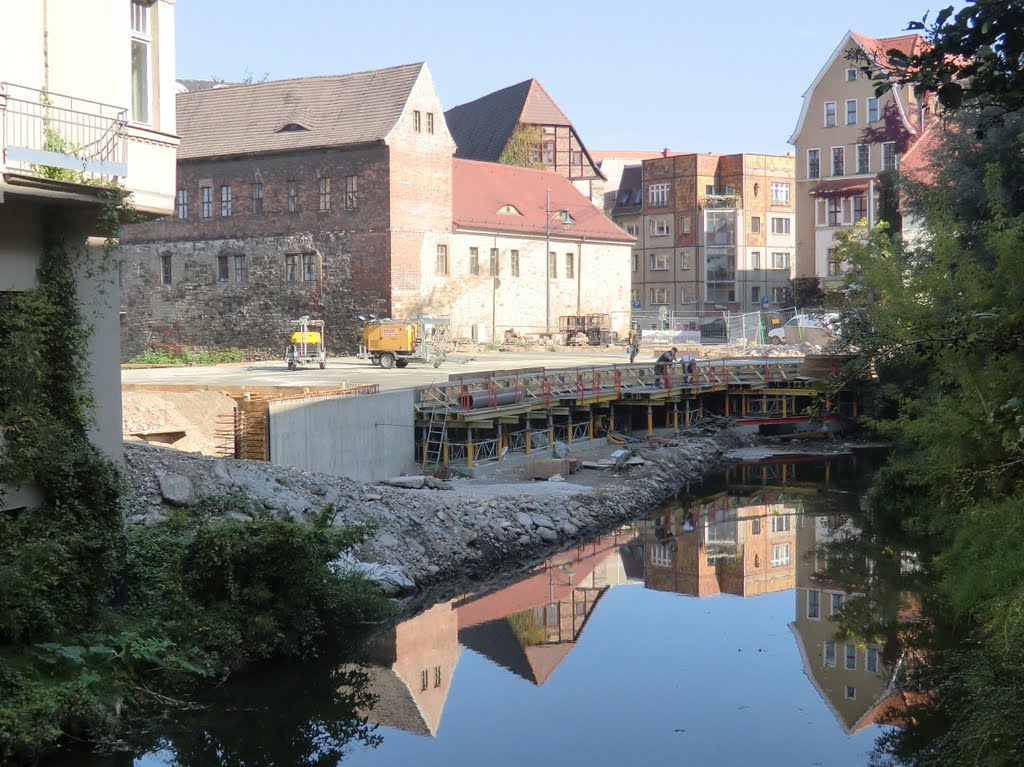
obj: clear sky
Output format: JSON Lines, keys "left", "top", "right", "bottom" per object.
{"left": 175, "top": 0, "right": 952, "bottom": 157}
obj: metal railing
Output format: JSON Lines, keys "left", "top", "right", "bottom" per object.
{"left": 1, "top": 82, "right": 127, "bottom": 181}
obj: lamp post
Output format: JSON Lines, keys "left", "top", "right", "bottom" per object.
{"left": 545, "top": 188, "right": 574, "bottom": 335}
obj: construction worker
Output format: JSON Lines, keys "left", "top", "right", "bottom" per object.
{"left": 654, "top": 347, "right": 678, "bottom": 386}
{"left": 626, "top": 325, "right": 640, "bottom": 364}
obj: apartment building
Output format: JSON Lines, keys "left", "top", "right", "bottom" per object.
{"left": 612, "top": 152, "right": 796, "bottom": 318}
{"left": 789, "top": 30, "right": 930, "bottom": 282}
{"left": 0, "top": 0, "right": 178, "bottom": 485}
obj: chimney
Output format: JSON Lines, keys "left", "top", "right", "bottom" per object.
{"left": 662, "top": 147, "right": 670, "bottom": 157}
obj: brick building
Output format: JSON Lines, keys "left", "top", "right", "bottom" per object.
{"left": 444, "top": 79, "right": 605, "bottom": 207}
{"left": 789, "top": 30, "right": 930, "bottom": 282}
{"left": 119, "top": 63, "right": 632, "bottom": 357}
{"left": 611, "top": 152, "right": 795, "bottom": 319}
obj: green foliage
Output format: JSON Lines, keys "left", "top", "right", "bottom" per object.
{"left": 126, "top": 346, "right": 246, "bottom": 366}
{"left": 498, "top": 123, "right": 545, "bottom": 168}
{"left": 37, "top": 124, "right": 84, "bottom": 183}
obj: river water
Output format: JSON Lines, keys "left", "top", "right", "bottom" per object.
{"left": 71, "top": 448, "right": 906, "bottom": 767}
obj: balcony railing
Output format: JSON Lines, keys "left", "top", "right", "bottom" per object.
{"left": 0, "top": 83, "right": 127, "bottom": 183}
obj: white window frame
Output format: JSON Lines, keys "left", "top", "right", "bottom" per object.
{"left": 845, "top": 686, "right": 857, "bottom": 700}
{"left": 771, "top": 286, "right": 786, "bottom": 303}
{"left": 824, "top": 101, "right": 837, "bottom": 128}
{"left": 680, "top": 285, "right": 696, "bottom": 304}
{"left": 175, "top": 188, "right": 187, "bottom": 220}
{"left": 807, "top": 148, "right": 821, "bottom": 179}
{"left": 750, "top": 251, "right": 761, "bottom": 270}
{"left": 856, "top": 144, "right": 870, "bottom": 174}
{"left": 831, "top": 146, "right": 845, "bottom": 176}
{"left": 770, "top": 543, "right": 791, "bottom": 567}
{"left": 632, "top": 253, "right": 639, "bottom": 272}
{"left": 679, "top": 215, "right": 691, "bottom": 235}
{"left": 771, "top": 252, "right": 790, "bottom": 270}
{"left": 220, "top": 185, "right": 232, "bottom": 217}
{"left": 770, "top": 182, "right": 790, "bottom": 205}
{"left": 845, "top": 98, "right": 857, "bottom": 125}
{"left": 680, "top": 252, "right": 693, "bottom": 270}
{"left": 845, "top": 67, "right": 858, "bottom": 82}
{"left": 750, "top": 215, "right": 761, "bottom": 234}
{"left": 649, "top": 218, "right": 670, "bottom": 237}
{"left": 770, "top": 217, "right": 790, "bottom": 235}
{"left": 845, "top": 643, "right": 857, "bottom": 670}
{"left": 831, "top": 592, "right": 845, "bottom": 615}
{"left": 866, "top": 647, "right": 879, "bottom": 673}
{"left": 649, "top": 286, "right": 669, "bottom": 305}
{"left": 882, "top": 141, "right": 898, "bottom": 171}
{"left": 867, "top": 96, "right": 879, "bottom": 123}
{"left": 648, "top": 183, "right": 669, "bottom": 207}
{"left": 824, "top": 641, "right": 836, "bottom": 668}
{"left": 649, "top": 252, "right": 670, "bottom": 271}
{"left": 130, "top": 0, "right": 152, "bottom": 125}
{"left": 650, "top": 543, "right": 672, "bottom": 567}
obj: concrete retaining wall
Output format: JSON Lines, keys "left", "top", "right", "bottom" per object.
{"left": 268, "top": 390, "right": 415, "bottom": 482}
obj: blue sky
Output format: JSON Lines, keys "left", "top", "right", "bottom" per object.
{"left": 176, "top": 0, "right": 953, "bottom": 156}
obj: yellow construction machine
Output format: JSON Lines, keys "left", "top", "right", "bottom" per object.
{"left": 285, "top": 316, "right": 327, "bottom": 370}
{"left": 357, "top": 316, "right": 451, "bottom": 369}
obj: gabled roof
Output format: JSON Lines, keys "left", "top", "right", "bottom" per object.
{"left": 789, "top": 30, "right": 924, "bottom": 144}
{"left": 899, "top": 124, "right": 942, "bottom": 186}
{"left": 175, "top": 63, "right": 426, "bottom": 160}
{"left": 452, "top": 159, "right": 633, "bottom": 243}
{"left": 445, "top": 79, "right": 573, "bottom": 162}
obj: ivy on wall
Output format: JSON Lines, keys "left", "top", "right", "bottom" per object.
{"left": 498, "top": 123, "right": 545, "bottom": 169}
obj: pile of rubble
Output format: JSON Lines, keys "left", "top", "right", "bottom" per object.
{"left": 121, "top": 417, "right": 754, "bottom": 598}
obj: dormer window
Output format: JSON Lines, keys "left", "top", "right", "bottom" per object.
{"left": 497, "top": 204, "right": 522, "bottom": 216}
{"left": 277, "top": 122, "right": 309, "bottom": 133}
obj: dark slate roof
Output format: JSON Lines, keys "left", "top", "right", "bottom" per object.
{"left": 175, "top": 63, "right": 424, "bottom": 160}
{"left": 445, "top": 79, "right": 572, "bottom": 162}
{"left": 612, "top": 164, "right": 644, "bottom": 215}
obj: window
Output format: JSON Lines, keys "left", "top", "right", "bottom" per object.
{"left": 867, "top": 96, "right": 879, "bottom": 123}
{"left": 808, "top": 589, "right": 821, "bottom": 619}
{"left": 854, "top": 195, "right": 867, "bottom": 222}
{"left": 831, "top": 592, "right": 845, "bottom": 616}
{"left": 751, "top": 518, "right": 761, "bottom": 535}
{"left": 426, "top": 112, "right": 434, "bottom": 134}
{"left": 632, "top": 253, "right": 639, "bottom": 272}
{"left": 130, "top": 1, "right": 151, "bottom": 124}
{"left": 420, "top": 669, "right": 429, "bottom": 691}
{"left": 649, "top": 287, "right": 669, "bottom": 305}
{"left": 288, "top": 181, "right": 298, "bottom": 213}
{"left": 751, "top": 285, "right": 760, "bottom": 303}
{"left": 824, "top": 641, "right": 836, "bottom": 668}
{"left": 828, "top": 198, "right": 842, "bottom": 226}
{"left": 866, "top": 647, "right": 879, "bottom": 673}
{"left": 771, "top": 286, "right": 787, "bottom": 303}
{"left": 217, "top": 255, "right": 229, "bottom": 282}
{"left": 318, "top": 174, "right": 330, "bottom": 211}
{"left": 436, "top": 244, "right": 448, "bottom": 275}
{"left": 750, "top": 216, "right": 761, "bottom": 234}
{"left": 832, "top": 146, "right": 845, "bottom": 176}
{"left": 828, "top": 248, "right": 843, "bottom": 276}
{"left": 160, "top": 253, "right": 172, "bottom": 285}
{"left": 680, "top": 252, "right": 693, "bottom": 270}
{"left": 882, "top": 141, "right": 897, "bottom": 171}
{"left": 771, "top": 252, "right": 790, "bottom": 270}
{"left": 565, "top": 253, "right": 574, "bottom": 279}
{"left": 510, "top": 250, "right": 520, "bottom": 277}
{"left": 845, "top": 644, "right": 857, "bottom": 670}
{"left": 630, "top": 288, "right": 640, "bottom": 305}
{"left": 680, "top": 285, "right": 695, "bottom": 304}
{"left": 649, "top": 183, "right": 669, "bottom": 207}
{"left": 845, "top": 98, "right": 857, "bottom": 125}
{"left": 469, "top": 247, "right": 480, "bottom": 275}
{"left": 771, "top": 512, "right": 791, "bottom": 532}
{"left": 625, "top": 223, "right": 639, "bottom": 237}
{"left": 856, "top": 144, "right": 870, "bottom": 174}
{"left": 302, "top": 253, "right": 317, "bottom": 282}
{"left": 680, "top": 215, "right": 691, "bottom": 235}
{"left": 344, "top": 175, "right": 358, "bottom": 210}
{"left": 750, "top": 251, "right": 761, "bottom": 269}
{"left": 649, "top": 252, "right": 670, "bottom": 271}
{"left": 808, "top": 148, "right": 821, "bottom": 179}
{"left": 488, "top": 248, "right": 499, "bottom": 276}
{"left": 824, "top": 101, "right": 837, "bottom": 127}
{"left": 548, "top": 251, "right": 557, "bottom": 278}
{"left": 649, "top": 218, "right": 669, "bottom": 237}
{"left": 433, "top": 666, "right": 442, "bottom": 688}
{"left": 220, "top": 185, "right": 232, "bottom": 217}
{"left": 650, "top": 543, "right": 672, "bottom": 567}
{"left": 175, "top": 189, "right": 188, "bottom": 219}
{"left": 200, "top": 186, "right": 213, "bottom": 218}
{"left": 285, "top": 254, "right": 299, "bottom": 283}
{"left": 770, "top": 217, "right": 790, "bottom": 235}
{"left": 234, "top": 254, "right": 247, "bottom": 283}
{"left": 770, "top": 182, "right": 790, "bottom": 205}
{"left": 571, "top": 150, "right": 582, "bottom": 166}
{"left": 531, "top": 141, "right": 555, "bottom": 164}
{"left": 846, "top": 67, "right": 858, "bottom": 82}
{"left": 770, "top": 543, "right": 791, "bottom": 567}
{"left": 413, "top": 110, "right": 421, "bottom": 132}
{"left": 251, "top": 182, "right": 263, "bottom": 215}
{"left": 845, "top": 686, "right": 857, "bottom": 700}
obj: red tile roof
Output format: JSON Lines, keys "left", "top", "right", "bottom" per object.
{"left": 851, "top": 31, "right": 926, "bottom": 71}
{"left": 809, "top": 178, "right": 870, "bottom": 198}
{"left": 452, "top": 159, "right": 634, "bottom": 243}
{"left": 899, "top": 124, "right": 942, "bottom": 186}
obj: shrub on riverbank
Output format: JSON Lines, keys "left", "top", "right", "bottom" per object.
{"left": 126, "top": 346, "right": 246, "bottom": 366}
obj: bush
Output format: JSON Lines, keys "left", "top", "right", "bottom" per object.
{"left": 127, "top": 346, "right": 246, "bottom": 365}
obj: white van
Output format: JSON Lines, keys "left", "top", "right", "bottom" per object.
{"left": 767, "top": 313, "right": 839, "bottom": 345}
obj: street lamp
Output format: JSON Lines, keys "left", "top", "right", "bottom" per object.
{"left": 545, "top": 187, "right": 575, "bottom": 334}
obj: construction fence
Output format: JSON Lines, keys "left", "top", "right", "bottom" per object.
{"left": 629, "top": 307, "right": 799, "bottom": 346}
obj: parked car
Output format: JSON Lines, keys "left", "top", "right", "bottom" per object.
{"left": 767, "top": 313, "right": 839, "bottom": 345}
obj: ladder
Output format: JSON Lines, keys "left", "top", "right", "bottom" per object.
{"left": 421, "top": 406, "right": 449, "bottom": 469}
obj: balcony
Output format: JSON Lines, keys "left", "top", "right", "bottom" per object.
{"left": 1, "top": 83, "right": 127, "bottom": 185}
{"left": 701, "top": 193, "right": 741, "bottom": 209}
